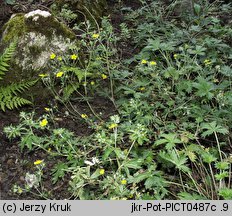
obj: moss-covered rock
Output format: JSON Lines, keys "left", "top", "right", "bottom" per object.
{"left": 51, "top": 0, "right": 107, "bottom": 25}
{"left": 0, "top": 10, "right": 77, "bottom": 103}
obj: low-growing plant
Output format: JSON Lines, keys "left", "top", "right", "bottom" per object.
{"left": 4, "top": 0, "right": 232, "bottom": 200}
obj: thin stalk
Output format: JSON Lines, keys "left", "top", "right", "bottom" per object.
{"left": 209, "top": 163, "right": 218, "bottom": 199}
{"left": 117, "top": 140, "right": 136, "bottom": 172}
{"left": 214, "top": 131, "right": 222, "bottom": 161}
{"left": 179, "top": 170, "right": 185, "bottom": 192}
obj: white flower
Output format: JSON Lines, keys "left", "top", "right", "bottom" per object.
{"left": 25, "top": 173, "right": 39, "bottom": 188}
{"left": 92, "top": 157, "right": 99, "bottom": 164}
{"left": 84, "top": 157, "right": 100, "bottom": 166}
{"left": 110, "top": 115, "right": 120, "bottom": 124}
{"left": 84, "top": 160, "right": 94, "bottom": 166}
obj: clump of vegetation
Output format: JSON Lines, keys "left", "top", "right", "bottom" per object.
{"left": 0, "top": 41, "right": 36, "bottom": 111}
{"left": 3, "top": 0, "right": 232, "bottom": 199}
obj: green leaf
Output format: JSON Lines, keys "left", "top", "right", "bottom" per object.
{"left": 124, "top": 159, "right": 143, "bottom": 169}
{"left": 154, "top": 133, "right": 182, "bottom": 149}
{"left": 130, "top": 171, "right": 151, "bottom": 184}
{"left": 215, "top": 161, "right": 230, "bottom": 170}
{"left": 193, "top": 78, "right": 214, "bottom": 99}
{"left": 159, "top": 150, "right": 190, "bottom": 173}
{"left": 51, "top": 162, "right": 69, "bottom": 184}
{"left": 201, "top": 152, "right": 217, "bottom": 164}
{"left": 90, "top": 169, "right": 101, "bottom": 179}
{"left": 201, "top": 121, "right": 229, "bottom": 137}
{"left": 178, "top": 192, "right": 206, "bottom": 200}
{"left": 219, "top": 188, "right": 232, "bottom": 199}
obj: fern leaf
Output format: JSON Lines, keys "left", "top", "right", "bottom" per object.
{"left": 0, "top": 80, "right": 37, "bottom": 112}
{"left": 0, "top": 40, "right": 17, "bottom": 80}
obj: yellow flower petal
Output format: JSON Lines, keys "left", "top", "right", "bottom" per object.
{"left": 39, "top": 74, "right": 48, "bottom": 78}
{"left": 109, "top": 123, "right": 118, "bottom": 129}
{"left": 99, "top": 169, "right": 105, "bottom": 175}
{"left": 34, "top": 160, "right": 43, "bottom": 165}
{"left": 56, "top": 72, "right": 64, "bottom": 77}
{"left": 101, "top": 74, "right": 107, "bottom": 79}
{"left": 141, "top": 59, "right": 147, "bottom": 64}
{"left": 150, "top": 61, "right": 157, "bottom": 66}
{"left": 81, "top": 114, "right": 88, "bottom": 119}
{"left": 71, "top": 54, "right": 77, "bottom": 60}
{"left": 204, "top": 59, "right": 212, "bottom": 65}
{"left": 121, "top": 179, "right": 127, "bottom": 185}
{"left": 92, "top": 33, "right": 100, "bottom": 39}
{"left": 40, "top": 119, "right": 48, "bottom": 127}
{"left": 50, "top": 53, "right": 56, "bottom": 60}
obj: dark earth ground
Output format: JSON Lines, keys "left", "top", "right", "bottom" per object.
{"left": 0, "top": 0, "right": 141, "bottom": 200}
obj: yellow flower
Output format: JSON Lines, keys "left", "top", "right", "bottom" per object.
{"left": 40, "top": 119, "right": 48, "bottom": 127}
{"left": 150, "top": 61, "right": 157, "bottom": 66}
{"left": 34, "top": 160, "right": 43, "bottom": 165}
{"left": 92, "top": 33, "right": 100, "bottom": 39}
{"left": 81, "top": 114, "right": 88, "bottom": 119}
{"left": 71, "top": 54, "right": 78, "bottom": 60}
{"left": 204, "top": 59, "right": 212, "bottom": 66}
{"left": 99, "top": 169, "right": 105, "bottom": 175}
{"left": 50, "top": 53, "right": 56, "bottom": 60}
{"left": 141, "top": 59, "right": 147, "bottom": 64}
{"left": 39, "top": 74, "right": 48, "bottom": 78}
{"left": 56, "top": 71, "right": 64, "bottom": 77}
{"left": 101, "top": 74, "right": 107, "bottom": 79}
{"left": 48, "top": 148, "right": 51, "bottom": 152}
{"left": 44, "top": 107, "right": 50, "bottom": 112}
{"left": 18, "top": 187, "right": 23, "bottom": 194}
{"left": 121, "top": 179, "right": 127, "bottom": 185}
{"left": 109, "top": 123, "right": 118, "bottom": 129}
{"left": 90, "top": 81, "right": 95, "bottom": 85}
{"left": 139, "top": 87, "right": 145, "bottom": 91}
{"left": 173, "top": 54, "right": 178, "bottom": 59}
{"left": 57, "top": 56, "right": 62, "bottom": 61}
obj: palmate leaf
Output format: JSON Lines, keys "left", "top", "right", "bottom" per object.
{"left": 144, "top": 172, "right": 167, "bottom": 189}
{"left": 159, "top": 150, "right": 190, "bottom": 173}
{"left": 201, "top": 121, "right": 229, "bottom": 137}
{"left": 154, "top": 133, "right": 182, "bottom": 150}
{"left": 51, "top": 162, "right": 69, "bottom": 184}
{"left": 193, "top": 77, "right": 215, "bottom": 99}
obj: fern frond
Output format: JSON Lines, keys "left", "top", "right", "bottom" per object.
{"left": 0, "top": 80, "right": 37, "bottom": 112}
{"left": 0, "top": 96, "right": 32, "bottom": 112}
{"left": 0, "top": 40, "right": 17, "bottom": 79}
{"left": 0, "top": 80, "right": 37, "bottom": 96}
{"left": 0, "top": 40, "right": 37, "bottom": 112}
{"left": 63, "top": 83, "right": 80, "bottom": 101}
